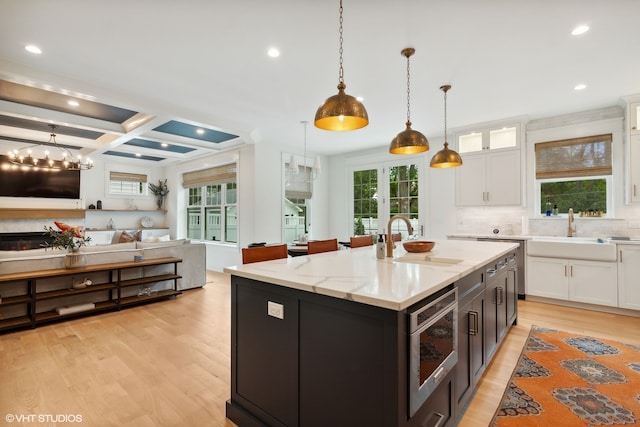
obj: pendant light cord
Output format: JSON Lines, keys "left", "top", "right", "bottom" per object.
{"left": 405, "top": 53, "right": 411, "bottom": 123}
{"left": 338, "top": 0, "right": 344, "bottom": 84}
{"left": 443, "top": 89, "right": 448, "bottom": 142}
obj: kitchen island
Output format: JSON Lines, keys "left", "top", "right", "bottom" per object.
{"left": 224, "top": 239, "right": 519, "bottom": 427}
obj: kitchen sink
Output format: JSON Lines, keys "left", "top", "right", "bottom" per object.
{"left": 527, "top": 237, "right": 617, "bottom": 261}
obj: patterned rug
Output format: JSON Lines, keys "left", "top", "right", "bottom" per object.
{"left": 491, "top": 326, "right": 640, "bottom": 427}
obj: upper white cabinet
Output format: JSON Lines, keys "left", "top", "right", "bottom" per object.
{"left": 630, "top": 101, "right": 640, "bottom": 135}
{"left": 455, "top": 123, "right": 522, "bottom": 206}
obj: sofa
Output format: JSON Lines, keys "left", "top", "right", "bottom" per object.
{"left": 0, "top": 239, "right": 207, "bottom": 291}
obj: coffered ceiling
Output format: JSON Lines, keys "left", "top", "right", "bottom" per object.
{"left": 0, "top": 0, "right": 638, "bottom": 167}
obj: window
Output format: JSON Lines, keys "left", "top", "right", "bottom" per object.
{"left": 109, "top": 171, "right": 146, "bottom": 195}
{"left": 284, "top": 160, "right": 314, "bottom": 243}
{"left": 535, "top": 134, "right": 612, "bottom": 215}
{"left": 183, "top": 164, "right": 237, "bottom": 243}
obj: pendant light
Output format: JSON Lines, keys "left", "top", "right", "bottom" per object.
{"left": 314, "top": 0, "right": 368, "bottom": 131}
{"left": 430, "top": 85, "right": 463, "bottom": 168}
{"left": 288, "top": 121, "right": 320, "bottom": 182}
{"left": 389, "top": 48, "right": 429, "bottom": 155}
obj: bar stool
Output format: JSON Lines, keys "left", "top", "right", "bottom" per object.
{"left": 349, "top": 235, "right": 374, "bottom": 248}
{"left": 307, "top": 238, "right": 339, "bottom": 255}
{"left": 242, "top": 244, "right": 288, "bottom": 264}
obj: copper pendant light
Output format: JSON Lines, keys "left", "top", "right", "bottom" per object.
{"left": 314, "top": 0, "right": 368, "bottom": 131}
{"left": 430, "top": 85, "right": 463, "bottom": 168}
{"left": 389, "top": 48, "right": 429, "bottom": 155}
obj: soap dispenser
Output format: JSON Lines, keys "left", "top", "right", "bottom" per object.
{"left": 376, "top": 234, "right": 386, "bottom": 259}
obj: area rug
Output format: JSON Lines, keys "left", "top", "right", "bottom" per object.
{"left": 491, "top": 326, "right": 640, "bottom": 427}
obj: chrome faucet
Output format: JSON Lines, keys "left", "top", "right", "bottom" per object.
{"left": 387, "top": 215, "right": 414, "bottom": 257}
{"left": 567, "top": 208, "right": 575, "bottom": 237}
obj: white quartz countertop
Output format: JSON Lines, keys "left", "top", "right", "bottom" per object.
{"left": 224, "top": 239, "right": 519, "bottom": 311}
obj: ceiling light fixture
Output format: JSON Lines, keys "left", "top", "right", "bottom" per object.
{"left": 25, "top": 44, "right": 42, "bottom": 54}
{"left": 430, "top": 85, "right": 463, "bottom": 168}
{"left": 571, "top": 25, "right": 590, "bottom": 35}
{"left": 314, "top": 0, "right": 368, "bottom": 131}
{"left": 7, "top": 124, "right": 93, "bottom": 170}
{"left": 389, "top": 48, "right": 429, "bottom": 155}
{"left": 574, "top": 83, "right": 587, "bottom": 91}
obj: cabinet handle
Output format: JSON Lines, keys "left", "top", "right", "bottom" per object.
{"left": 486, "top": 191, "right": 490, "bottom": 202}
{"left": 427, "top": 412, "right": 445, "bottom": 427}
{"left": 634, "top": 184, "right": 637, "bottom": 197}
{"left": 620, "top": 250, "right": 623, "bottom": 263}
{"left": 496, "top": 287, "right": 504, "bottom": 305}
{"left": 469, "top": 311, "right": 479, "bottom": 336}
{"left": 564, "top": 265, "right": 568, "bottom": 277}
{"left": 570, "top": 265, "right": 573, "bottom": 277}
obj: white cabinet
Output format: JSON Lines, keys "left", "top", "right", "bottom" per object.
{"left": 527, "top": 256, "right": 617, "bottom": 307}
{"left": 456, "top": 149, "right": 521, "bottom": 206}
{"left": 630, "top": 101, "right": 640, "bottom": 135}
{"left": 630, "top": 135, "right": 640, "bottom": 203}
{"left": 617, "top": 244, "right": 640, "bottom": 310}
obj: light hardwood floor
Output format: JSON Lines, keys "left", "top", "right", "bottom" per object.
{"left": 1, "top": 271, "right": 638, "bottom": 427}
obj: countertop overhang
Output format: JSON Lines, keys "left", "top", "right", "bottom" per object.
{"left": 224, "top": 239, "right": 519, "bottom": 311}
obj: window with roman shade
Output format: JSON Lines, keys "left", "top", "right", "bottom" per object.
{"left": 109, "top": 171, "right": 147, "bottom": 195}
{"left": 183, "top": 164, "right": 237, "bottom": 244}
{"left": 535, "top": 134, "right": 612, "bottom": 215}
{"left": 535, "top": 134, "right": 612, "bottom": 179}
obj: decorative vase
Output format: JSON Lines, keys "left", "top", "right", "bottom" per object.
{"left": 156, "top": 196, "right": 164, "bottom": 210}
{"left": 65, "top": 249, "right": 86, "bottom": 269}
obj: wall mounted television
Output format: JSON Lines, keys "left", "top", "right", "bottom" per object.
{"left": 0, "top": 155, "right": 81, "bottom": 199}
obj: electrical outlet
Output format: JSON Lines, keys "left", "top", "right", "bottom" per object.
{"left": 267, "top": 301, "right": 284, "bottom": 319}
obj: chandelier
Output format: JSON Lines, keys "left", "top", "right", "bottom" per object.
{"left": 7, "top": 124, "right": 93, "bottom": 170}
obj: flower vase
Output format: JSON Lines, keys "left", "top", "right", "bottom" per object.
{"left": 65, "top": 249, "right": 86, "bottom": 269}
{"left": 156, "top": 196, "right": 164, "bottom": 210}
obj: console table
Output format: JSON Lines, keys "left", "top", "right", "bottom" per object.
{"left": 0, "top": 257, "right": 182, "bottom": 333}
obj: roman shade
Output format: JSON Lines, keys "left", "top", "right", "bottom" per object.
{"left": 109, "top": 171, "right": 147, "bottom": 183}
{"left": 182, "top": 164, "right": 237, "bottom": 188}
{"left": 285, "top": 164, "right": 313, "bottom": 199}
{"left": 535, "top": 134, "right": 612, "bottom": 179}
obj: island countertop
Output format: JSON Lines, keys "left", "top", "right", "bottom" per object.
{"left": 224, "top": 239, "right": 519, "bottom": 311}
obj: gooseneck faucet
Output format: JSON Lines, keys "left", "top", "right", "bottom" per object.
{"left": 387, "top": 215, "right": 414, "bottom": 257}
{"left": 567, "top": 208, "right": 575, "bottom": 237}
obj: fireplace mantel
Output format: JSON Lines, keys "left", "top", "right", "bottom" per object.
{"left": 0, "top": 208, "right": 86, "bottom": 220}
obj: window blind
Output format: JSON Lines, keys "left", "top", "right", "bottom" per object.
{"left": 535, "top": 134, "right": 612, "bottom": 179}
{"left": 285, "top": 164, "right": 313, "bottom": 199}
{"left": 109, "top": 171, "right": 147, "bottom": 183}
{"left": 182, "top": 164, "right": 237, "bottom": 188}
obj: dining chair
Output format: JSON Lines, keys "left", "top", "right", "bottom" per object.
{"left": 307, "top": 238, "right": 339, "bottom": 255}
{"left": 350, "top": 235, "right": 374, "bottom": 248}
{"left": 242, "top": 244, "right": 288, "bottom": 264}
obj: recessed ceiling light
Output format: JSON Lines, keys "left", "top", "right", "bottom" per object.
{"left": 356, "top": 96, "right": 364, "bottom": 102}
{"left": 25, "top": 44, "right": 42, "bottom": 54}
{"left": 574, "top": 83, "right": 587, "bottom": 91}
{"left": 196, "top": 128, "right": 205, "bottom": 135}
{"left": 267, "top": 47, "right": 280, "bottom": 58}
{"left": 67, "top": 100, "right": 79, "bottom": 107}
{"left": 571, "top": 25, "right": 590, "bottom": 36}
{"left": 161, "top": 143, "right": 169, "bottom": 147}
{"left": 135, "top": 153, "right": 141, "bottom": 157}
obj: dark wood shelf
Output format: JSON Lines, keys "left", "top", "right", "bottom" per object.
{"left": 0, "top": 316, "right": 31, "bottom": 330}
{"left": 36, "top": 301, "right": 118, "bottom": 323}
{"left": 120, "top": 274, "right": 181, "bottom": 289}
{"left": 36, "top": 283, "right": 117, "bottom": 301}
{"left": 120, "top": 289, "right": 181, "bottom": 306}
{"left": 0, "top": 295, "right": 31, "bottom": 306}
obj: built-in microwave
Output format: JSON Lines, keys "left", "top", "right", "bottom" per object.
{"left": 408, "top": 287, "right": 458, "bottom": 417}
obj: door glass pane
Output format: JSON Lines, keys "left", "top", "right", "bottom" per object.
{"left": 225, "top": 205, "right": 237, "bottom": 243}
{"left": 353, "top": 169, "right": 378, "bottom": 236}
{"left": 388, "top": 165, "right": 418, "bottom": 239}
{"left": 458, "top": 133, "right": 483, "bottom": 153}
{"left": 187, "top": 207, "right": 201, "bottom": 239}
{"left": 489, "top": 127, "right": 517, "bottom": 150}
{"left": 205, "top": 207, "right": 221, "bottom": 241}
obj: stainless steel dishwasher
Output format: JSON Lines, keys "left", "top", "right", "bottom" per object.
{"left": 478, "top": 238, "right": 526, "bottom": 299}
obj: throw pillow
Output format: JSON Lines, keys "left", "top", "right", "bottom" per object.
{"left": 119, "top": 230, "right": 141, "bottom": 243}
